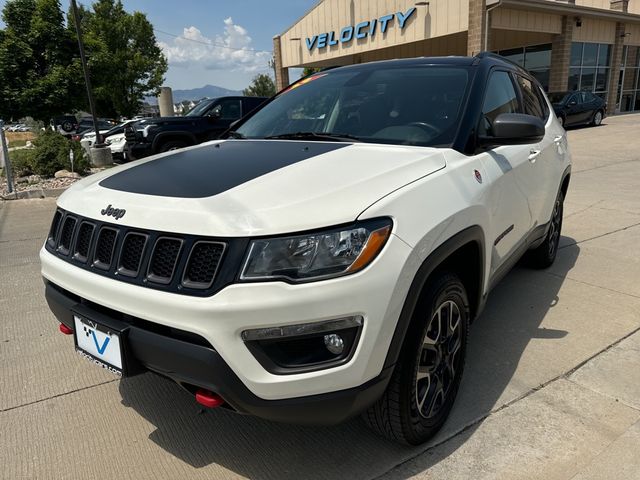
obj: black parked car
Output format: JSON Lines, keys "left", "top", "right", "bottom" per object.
{"left": 125, "top": 96, "right": 267, "bottom": 160}
{"left": 51, "top": 115, "right": 79, "bottom": 136}
{"left": 549, "top": 91, "right": 606, "bottom": 128}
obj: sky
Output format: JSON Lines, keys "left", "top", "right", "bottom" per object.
{"left": 0, "top": 0, "right": 317, "bottom": 90}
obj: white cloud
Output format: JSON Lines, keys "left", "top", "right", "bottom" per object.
{"left": 158, "top": 18, "right": 272, "bottom": 73}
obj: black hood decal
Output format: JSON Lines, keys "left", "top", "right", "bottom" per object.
{"left": 99, "top": 140, "right": 349, "bottom": 198}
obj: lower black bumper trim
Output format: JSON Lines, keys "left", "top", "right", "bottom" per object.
{"left": 44, "top": 280, "right": 392, "bottom": 425}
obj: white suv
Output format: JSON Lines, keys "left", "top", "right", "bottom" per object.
{"left": 41, "top": 53, "right": 570, "bottom": 445}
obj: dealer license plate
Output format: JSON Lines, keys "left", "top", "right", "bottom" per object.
{"left": 74, "top": 315, "right": 123, "bottom": 376}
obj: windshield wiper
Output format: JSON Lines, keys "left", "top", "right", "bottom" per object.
{"left": 263, "top": 131, "right": 361, "bottom": 142}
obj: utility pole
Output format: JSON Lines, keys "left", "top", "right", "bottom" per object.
{"left": 70, "top": 0, "right": 103, "bottom": 146}
{"left": 0, "top": 120, "right": 14, "bottom": 194}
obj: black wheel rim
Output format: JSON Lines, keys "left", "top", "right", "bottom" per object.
{"left": 415, "top": 300, "right": 462, "bottom": 419}
{"left": 548, "top": 198, "right": 562, "bottom": 257}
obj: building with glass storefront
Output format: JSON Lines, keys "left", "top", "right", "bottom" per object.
{"left": 273, "top": 0, "right": 640, "bottom": 114}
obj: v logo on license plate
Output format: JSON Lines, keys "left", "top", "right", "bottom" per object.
{"left": 91, "top": 331, "right": 111, "bottom": 355}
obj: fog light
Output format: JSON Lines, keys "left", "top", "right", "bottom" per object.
{"left": 242, "top": 316, "right": 363, "bottom": 373}
{"left": 324, "top": 333, "right": 344, "bottom": 355}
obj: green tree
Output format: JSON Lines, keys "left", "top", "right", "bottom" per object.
{"left": 243, "top": 73, "right": 276, "bottom": 97}
{"left": 0, "top": 0, "right": 166, "bottom": 121}
{"left": 79, "top": 0, "right": 167, "bottom": 118}
{"left": 302, "top": 67, "right": 321, "bottom": 77}
{"left": 0, "top": 0, "right": 81, "bottom": 121}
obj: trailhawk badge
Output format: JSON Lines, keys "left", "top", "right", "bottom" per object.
{"left": 101, "top": 204, "right": 126, "bottom": 220}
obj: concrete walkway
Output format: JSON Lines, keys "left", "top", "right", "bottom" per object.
{"left": 1, "top": 114, "right": 639, "bottom": 479}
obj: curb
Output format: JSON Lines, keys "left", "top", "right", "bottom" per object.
{"left": 1, "top": 188, "right": 67, "bottom": 201}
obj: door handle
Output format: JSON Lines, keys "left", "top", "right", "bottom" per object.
{"left": 554, "top": 135, "right": 564, "bottom": 144}
{"left": 528, "top": 149, "right": 541, "bottom": 162}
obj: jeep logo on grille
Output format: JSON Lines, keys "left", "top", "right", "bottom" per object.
{"left": 101, "top": 204, "right": 126, "bottom": 220}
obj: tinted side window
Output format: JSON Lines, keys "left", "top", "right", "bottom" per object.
{"left": 516, "top": 75, "right": 545, "bottom": 119}
{"left": 579, "top": 92, "right": 588, "bottom": 104}
{"left": 536, "top": 85, "right": 550, "bottom": 119}
{"left": 212, "top": 99, "right": 242, "bottom": 120}
{"left": 480, "top": 71, "right": 519, "bottom": 135}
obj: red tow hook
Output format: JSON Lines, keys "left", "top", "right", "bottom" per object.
{"left": 195, "top": 389, "right": 224, "bottom": 408}
{"left": 59, "top": 323, "right": 74, "bottom": 335}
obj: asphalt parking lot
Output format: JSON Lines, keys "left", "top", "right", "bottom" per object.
{"left": 2, "top": 113, "right": 640, "bottom": 479}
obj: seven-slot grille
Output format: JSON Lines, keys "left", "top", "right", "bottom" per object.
{"left": 46, "top": 209, "right": 227, "bottom": 296}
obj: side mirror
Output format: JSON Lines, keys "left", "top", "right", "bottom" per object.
{"left": 209, "top": 109, "right": 221, "bottom": 119}
{"left": 478, "top": 113, "right": 545, "bottom": 147}
{"left": 568, "top": 100, "right": 577, "bottom": 106}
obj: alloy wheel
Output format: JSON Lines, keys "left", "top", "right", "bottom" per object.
{"left": 415, "top": 300, "right": 463, "bottom": 419}
{"left": 594, "top": 111, "right": 602, "bottom": 126}
{"left": 547, "top": 198, "right": 562, "bottom": 257}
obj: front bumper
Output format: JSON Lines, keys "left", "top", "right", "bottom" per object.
{"left": 45, "top": 280, "right": 392, "bottom": 424}
{"left": 40, "top": 232, "right": 413, "bottom": 401}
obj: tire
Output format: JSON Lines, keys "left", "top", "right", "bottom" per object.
{"left": 158, "top": 140, "right": 189, "bottom": 153}
{"left": 591, "top": 110, "right": 603, "bottom": 127}
{"left": 363, "top": 272, "right": 469, "bottom": 445}
{"left": 526, "top": 191, "right": 564, "bottom": 269}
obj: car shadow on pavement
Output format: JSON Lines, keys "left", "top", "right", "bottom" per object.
{"left": 118, "top": 239, "right": 580, "bottom": 480}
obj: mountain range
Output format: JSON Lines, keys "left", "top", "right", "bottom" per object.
{"left": 145, "top": 84, "right": 243, "bottom": 105}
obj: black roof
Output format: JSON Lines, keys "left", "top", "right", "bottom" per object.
{"left": 318, "top": 52, "right": 529, "bottom": 75}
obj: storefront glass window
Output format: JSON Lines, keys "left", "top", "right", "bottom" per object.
{"left": 596, "top": 68, "right": 609, "bottom": 92}
{"left": 570, "top": 43, "right": 583, "bottom": 67}
{"left": 582, "top": 43, "right": 598, "bottom": 66}
{"left": 496, "top": 43, "right": 551, "bottom": 91}
{"left": 619, "top": 46, "right": 640, "bottom": 112}
{"left": 569, "top": 42, "right": 612, "bottom": 101}
{"left": 498, "top": 48, "right": 525, "bottom": 67}
{"left": 580, "top": 68, "right": 596, "bottom": 91}
{"left": 598, "top": 44, "right": 611, "bottom": 67}
{"left": 525, "top": 45, "right": 551, "bottom": 70}
{"left": 568, "top": 68, "right": 580, "bottom": 91}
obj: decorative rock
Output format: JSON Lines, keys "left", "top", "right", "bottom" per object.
{"left": 54, "top": 170, "right": 81, "bottom": 179}
{"left": 27, "top": 175, "right": 42, "bottom": 183}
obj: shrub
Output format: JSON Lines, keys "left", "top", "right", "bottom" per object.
{"left": 9, "top": 149, "right": 36, "bottom": 177}
{"left": 28, "top": 131, "right": 90, "bottom": 178}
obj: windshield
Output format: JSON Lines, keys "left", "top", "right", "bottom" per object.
{"left": 548, "top": 92, "right": 571, "bottom": 104}
{"left": 235, "top": 66, "right": 470, "bottom": 147}
{"left": 185, "top": 99, "right": 216, "bottom": 117}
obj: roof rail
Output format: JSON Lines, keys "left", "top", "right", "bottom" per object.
{"left": 475, "top": 51, "right": 529, "bottom": 72}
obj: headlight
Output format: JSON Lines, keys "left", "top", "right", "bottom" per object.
{"left": 240, "top": 218, "right": 392, "bottom": 282}
{"left": 106, "top": 136, "right": 124, "bottom": 145}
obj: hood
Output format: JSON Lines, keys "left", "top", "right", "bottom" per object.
{"left": 82, "top": 129, "right": 110, "bottom": 138}
{"left": 143, "top": 116, "right": 198, "bottom": 124}
{"left": 58, "top": 139, "right": 446, "bottom": 237}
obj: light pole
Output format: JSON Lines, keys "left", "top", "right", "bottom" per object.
{"left": 0, "top": 120, "right": 14, "bottom": 194}
{"left": 70, "top": 0, "right": 103, "bottom": 146}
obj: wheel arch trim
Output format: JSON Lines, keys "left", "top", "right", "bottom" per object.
{"left": 383, "top": 225, "right": 485, "bottom": 369}
{"left": 151, "top": 131, "right": 197, "bottom": 151}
